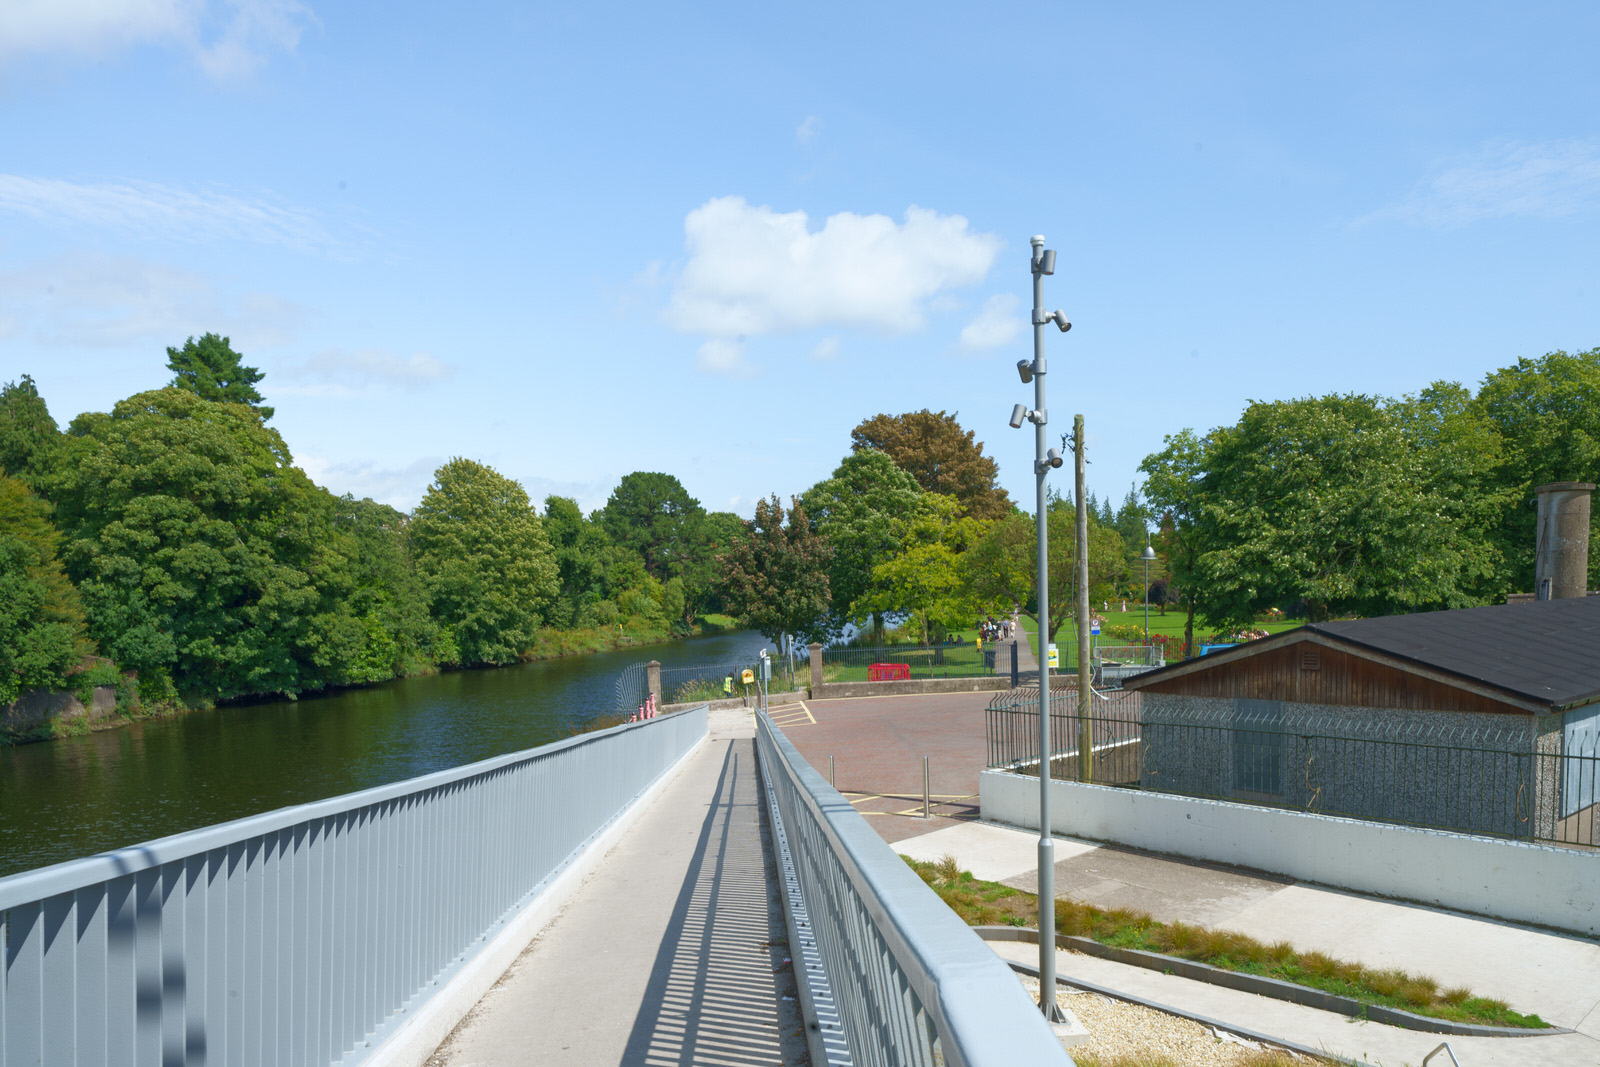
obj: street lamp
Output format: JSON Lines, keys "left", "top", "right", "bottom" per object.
{"left": 1142, "top": 537, "right": 1156, "bottom": 644}
{"left": 1007, "top": 235, "right": 1069, "bottom": 1021}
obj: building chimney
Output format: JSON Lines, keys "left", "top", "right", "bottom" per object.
{"left": 1534, "top": 482, "right": 1595, "bottom": 600}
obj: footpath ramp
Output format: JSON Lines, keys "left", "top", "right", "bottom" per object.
{"left": 429, "top": 710, "right": 808, "bottom": 1066}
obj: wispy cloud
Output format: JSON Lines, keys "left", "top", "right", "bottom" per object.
{"left": 276, "top": 347, "right": 455, "bottom": 395}
{"left": 0, "top": 0, "right": 315, "bottom": 83}
{"left": 664, "top": 196, "right": 1001, "bottom": 376}
{"left": 1362, "top": 140, "right": 1600, "bottom": 228}
{"left": 0, "top": 174, "right": 339, "bottom": 251}
{"left": 795, "top": 115, "right": 820, "bottom": 144}
{"left": 298, "top": 454, "right": 441, "bottom": 511}
{"left": 959, "top": 293, "right": 1021, "bottom": 351}
{"left": 810, "top": 335, "right": 839, "bottom": 361}
{"left": 0, "top": 250, "right": 311, "bottom": 350}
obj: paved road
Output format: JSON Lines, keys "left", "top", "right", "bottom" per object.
{"left": 429, "top": 710, "right": 808, "bottom": 1067}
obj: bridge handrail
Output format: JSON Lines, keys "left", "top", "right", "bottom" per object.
{"left": 1, "top": 705, "right": 709, "bottom": 1066}
{"left": 756, "top": 712, "right": 1072, "bottom": 1067}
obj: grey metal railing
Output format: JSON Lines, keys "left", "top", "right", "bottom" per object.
{"left": 755, "top": 713, "right": 1072, "bottom": 1067}
{"left": 0, "top": 706, "right": 708, "bottom": 1067}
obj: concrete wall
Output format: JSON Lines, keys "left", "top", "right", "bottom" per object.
{"left": 811, "top": 676, "right": 1010, "bottom": 700}
{"left": 1139, "top": 694, "right": 1558, "bottom": 839}
{"left": 1, "top": 685, "right": 118, "bottom": 734}
{"left": 980, "top": 769, "right": 1600, "bottom": 937}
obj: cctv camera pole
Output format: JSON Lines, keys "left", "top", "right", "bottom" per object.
{"left": 1028, "top": 236, "right": 1065, "bottom": 1021}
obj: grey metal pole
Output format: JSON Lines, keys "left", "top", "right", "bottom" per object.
{"left": 1144, "top": 555, "right": 1150, "bottom": 643}
{"left": 1029, "top": 235, "right": 1063, "bottom": 1020}
{"left": 1076, "top": 414, "right": 1093, "bottom": 781}
{"left": 923, "top": 756, "right": 931, "bottom": 819}
{"left": 829, "top": 755, "right": 835, "bottom": 788}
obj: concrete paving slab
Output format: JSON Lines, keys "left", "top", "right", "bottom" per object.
{"left": 989, "top": 940, "right": 1600, "bottom": 1067}
{"left": 1002, "top": 846, "right": 1294, "bottom": 928}
{"left": 1218, "top": 884, "right": 1600, "bottom": 1032}
{"left": 890, "top": 821, "right": 1095, "bottom": 883}
{"left": 427, "top": 727, "right": 807, "bottom": 1067}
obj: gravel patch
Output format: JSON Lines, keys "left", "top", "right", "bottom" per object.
{"left": 1017, "top": 975, "right": 1332, "bottom": 1066}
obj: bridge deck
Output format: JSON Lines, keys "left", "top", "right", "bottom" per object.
{"left": 428, "top": 710, "right": 807, "bottom": 1067}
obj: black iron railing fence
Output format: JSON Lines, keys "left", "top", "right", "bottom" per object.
{"left": 986, "top": 697, "right": 1600, "bottom": 849}
{"left": 820, "top": 643, "right": 994, "bottom": 681}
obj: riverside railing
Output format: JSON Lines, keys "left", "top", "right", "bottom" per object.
{"left": 0, "top": 706, "right": 709, "bottom": 1067}
{"left": 987, "top": 703, "right": 1600, "bottom": 848}
{"left": 756, "top": 712, "right": 1073, "bottom": 1067}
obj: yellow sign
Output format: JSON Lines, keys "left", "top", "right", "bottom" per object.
{"left": 741, "top": 669, "right": 755, "bottom": 685}
{"left": 1047, "top": 644, "right": 1059, "bottom": 669}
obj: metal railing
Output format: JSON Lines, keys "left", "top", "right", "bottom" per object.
{"left": 0, "top": 706, "right": 709, "bottom": 1067}
{"left": 987, "top": 703, "right": 1600, "bottom": 848}
{"left": 756, "top": 712, "right": 1073, "bottom": 1066}
{"left": 819, "top": 643, "right": 993, "bottom": 682}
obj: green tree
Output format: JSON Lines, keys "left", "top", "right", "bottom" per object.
{"left": 962, "top": 511, "right": 1034, "bottom": 617}
{"left": 799, "top": 448, "right": 935, "bottom": 638}
{"left": 720, "top": 495, "right": 833, "bottom": 647}
{"left": 0, "top": 375, "right": 62, "bottom": 489}
{"left": 166, "top": 333, "right": 273, "bottom": 420}
{"left": 50, "top": 388, "right": 345, "bottom": 699}
{"left": 328, "top": 495, "right": 440, "bottom": 680}
{"left": 854, "top": 494, "right": 985, "bottom": 645}
{"left": 0, "top": 475, "right": 89, "bottom": 703}
{"left": 411, "top": 459, "right": 559, "bottom": 666}
{"left": 543, "top": 495, "right": 613, "bottom": 628}
{"left": 1140, "top": 430, "right": 1215, "bottom": 657}
{"left": 1191, "top": 394, "right": 1500, "bottom": 625}
{"left": 851, "top": 409, "right": 1012, "bottom": 520}
{"left": 598, "top": 472, "right": 708, "bottom": 582}
{"left": 1474, "top": 348, "right": 1600, "bottom": 592}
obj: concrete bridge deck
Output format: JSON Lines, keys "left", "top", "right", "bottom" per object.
{"left": 427, "top": 708, "right": 807, "bottom": 1067}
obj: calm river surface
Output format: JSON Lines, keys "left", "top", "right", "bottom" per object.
{"left": 0, "top": 630, "right": 772, "bottom": 879}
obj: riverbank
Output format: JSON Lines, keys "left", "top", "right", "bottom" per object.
{"left": 1, "top": 614, "right": 747, "bottom": 748}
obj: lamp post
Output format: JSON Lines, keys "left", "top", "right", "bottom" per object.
{"left": 1008, "top": 235, "right": 1069, "bottom": 1021}
{"left": 1142, "top": 537, "right": 1156, "bottom": 644}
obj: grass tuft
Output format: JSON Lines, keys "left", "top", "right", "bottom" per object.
{"left": 900, "top": 855, "right": 1548, "bottom": 1030}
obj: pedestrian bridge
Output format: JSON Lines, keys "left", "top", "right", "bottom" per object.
{"left": 0, "top": 704, "right": 1073, "bottom": 1066}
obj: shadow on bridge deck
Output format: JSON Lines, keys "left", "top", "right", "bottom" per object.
{"left": 427, "top": 711, "right": 809, "bottom": 1067}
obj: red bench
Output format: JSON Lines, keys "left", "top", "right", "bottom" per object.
{"left": 868, "top": 663, "right": 912, "bottom": 681}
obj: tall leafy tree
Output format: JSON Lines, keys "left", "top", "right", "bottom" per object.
{"left": 0, "top": 375, "right": 62, "bottom": 489}
{"left": 1474, "top": 348, "right": 1600, "bottom": 592}
{"left": 799, "top": 448, "right": 934, "bottom": 638}
{"left": 851, "top": 409, "right": 1012, "bottom": 520}
{"left": 543, "top": 495, "right": 613, "bottom": 628}
{"left": 410, "top": 458, "right": 558, "bottom": 665}
{"left": 854, "top": 493, "right": 984, "bottom": 645}
{"left": 166, "top": 333, "right": 274, "bottom": 420}
{"left": 0, "top": 475, "right": 89, "bottom": 703}
{"left": 328, "top": 495, "right": 441, "bottom": 679}
{"left": 50, "top": 388, "right": 344, "bottom": 699}
{"left": 1140, "top": 430, "right": 1214, "bottom": 656}
{"left": 720, "top": 495, "right": 833, "bottom": 647}
{"left": 597, "top": 472, "right": 708, "bottom": 582}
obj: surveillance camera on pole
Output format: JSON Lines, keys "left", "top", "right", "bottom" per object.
{"left": 1006, "top": 234, "right": 1071, "bottom": 1022}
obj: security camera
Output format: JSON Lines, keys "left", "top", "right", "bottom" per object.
{"left": 1038, "top": 249, "right": 1056, "bottom": 275}
{"left": 1046, "top": 447, "right": 1064, "bottom": 468}
{"left": 1009, "top": 404, "right": 1029, "bottom": 429}
{"left": 1016, "top": 359, "right": 1033, "bottom": 384}
{"left": 1051, "top": 310, "right": 1071, "bottom": 333}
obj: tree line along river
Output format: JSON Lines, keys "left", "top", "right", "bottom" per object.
{"left": 0, "top": 630, "right": 772, "bottom": 879}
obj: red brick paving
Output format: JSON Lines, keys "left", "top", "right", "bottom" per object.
{"left": 768, "top": 691, "right": 993, "bottom": 846}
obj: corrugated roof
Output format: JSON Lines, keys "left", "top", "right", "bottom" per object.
{"left": 1306, "top": 596, "right": 1600, "bottom": 710}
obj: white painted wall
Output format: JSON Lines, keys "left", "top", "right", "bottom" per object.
{"left": 980, "top": 769, "right": 1600, "bottom": 938}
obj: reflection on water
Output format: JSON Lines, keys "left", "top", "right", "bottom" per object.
{"left": 0, "top": 630, "right": 773, "bottom": 878}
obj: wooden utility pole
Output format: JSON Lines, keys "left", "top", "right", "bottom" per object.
{"left": 1075, "top": 414, "right": 1093, "bottom": 781}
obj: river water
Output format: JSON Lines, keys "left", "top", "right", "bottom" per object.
{"left": 0, "top": 630, "right": 773, "bottom": 879}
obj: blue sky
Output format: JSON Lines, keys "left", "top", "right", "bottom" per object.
{"left": 3, "top": 2, "right": 1597, "bottom": 519}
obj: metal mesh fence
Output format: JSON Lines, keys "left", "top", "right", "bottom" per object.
{"left": 987, "top": 698, "right": 1600, "bottom": 849}
{"left": 819, "top": 643, "right": 994, "bottom": 682}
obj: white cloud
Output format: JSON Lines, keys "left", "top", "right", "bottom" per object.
{"left": 299, "top": 454, "right": 440, "bottom": 511}
{"left": 664, "top": 197, "right": 1002, "bottom": 367}
{"left": 959, "top": 293, "right": 1022, "bottom": 351}
{"left": 277, "top": 348, "right": 454, "bottom": 395}
{"left": 1363, "top": 140, "right": 1600, "bottom": 228}
{"left": 795, "top": 115, "right": 820, "bottom": 144}
{"left": 0, "top": 0, "right": 314, "bottom": 82}
{"left": 810, "top": 335, "right": 840, "bottom": 361}
{"left": 695, "top": 338, "right": 752, "bottom": 377}
{"left": 0, "top": 250, "right": 310, "bottom": 350}
{"left": 0, "top": 174, "right": 337, "bottom": 251}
